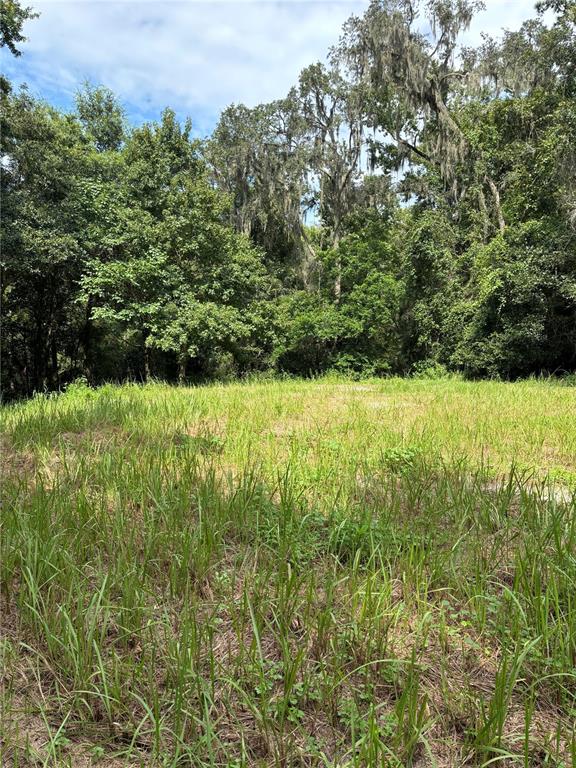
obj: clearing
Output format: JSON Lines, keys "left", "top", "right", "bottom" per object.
{"left": 1, "top": 378, "right": 575, "bottom": 767}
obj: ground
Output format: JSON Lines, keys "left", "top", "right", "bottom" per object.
{"left": 1, "top": 377, "right": 575, "bottom": 767}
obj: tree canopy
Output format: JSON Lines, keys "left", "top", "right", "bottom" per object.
{"left": 2, "top": 0, "right": 575, "bottom": 397}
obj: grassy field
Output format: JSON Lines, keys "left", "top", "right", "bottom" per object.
{"left": 1, "top": 377, "right": 575, "bottom": 767}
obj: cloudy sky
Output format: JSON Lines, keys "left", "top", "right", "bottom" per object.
{"left": 3, "top": 0, "right": 545, "bottom": 135}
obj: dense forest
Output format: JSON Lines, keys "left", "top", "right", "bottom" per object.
{"left": 1, "top": 0, "right": 575, "bottom": 399}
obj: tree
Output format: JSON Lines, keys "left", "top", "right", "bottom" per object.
{"left": 83, "top": 110, "right": 273, "bottom": 382}
{"left": 1, "top": 90, "right": 104, "bottom": 393}
{"left": 337, "top": 0, "right": 510, "bottom": 229}
{"left": 448, "top": 221, "right": 576, "bottom": 377}
{"left": 208, "top": 97, "right": 310, "bottom": 285}
{"left": 76, "top": 83, "right": 126, "bottom": 152}
{"left": 2, "top": 0, "right": 575, "bottom": 395}
{"left": 0, "top": 0, "right": 37, "bottom": 57}
{"left": 297, "top": 62, "right": 368, "bottom": 298}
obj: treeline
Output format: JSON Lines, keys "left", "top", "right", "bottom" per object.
{"left": 2, "top": 0, "right": 575, "bottom": 398}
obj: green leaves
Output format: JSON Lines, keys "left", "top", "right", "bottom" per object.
{"left": 80, "top": 109, "right": 273, "bottom": 381}
{"left": 2, "top": 0, "right": 575, "bottom": 396}
{"left": 0, "top": 0, "right": 38, "bottom": 58}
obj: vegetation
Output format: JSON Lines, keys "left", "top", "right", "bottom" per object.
{"left": 1, "top": 0, "right": 575, "bottom": 399}
{"left": 1, "top": 378, "right": 575, "bottom": 766}
{"left": 1, "top": 1, "right": 575, "bottom": 766}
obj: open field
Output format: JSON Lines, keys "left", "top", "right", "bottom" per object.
{"left": 1, "top": 378, "right": 575, "bottom": 767}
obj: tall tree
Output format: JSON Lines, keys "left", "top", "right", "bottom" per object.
{"left": 297, "top": 62, "right": 368, "bottom": 297}
{"left": 1, "top": 90, "right": 101, "bottom": 393}
{"left": 336, "top": 0, "right": 509, "bottom": 229}
{"left": 208, "top": 97, "right": 310, "bottom": 284}
{"left": 83, "top": 110, "right": 273, "bottom": 382}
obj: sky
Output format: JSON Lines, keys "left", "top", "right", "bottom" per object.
{"left": 2, "top": 0, "right": 546, "bottom": 137}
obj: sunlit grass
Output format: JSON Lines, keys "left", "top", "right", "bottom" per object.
{"left": 1, "top": 377, "right": 575, "bottom": 766}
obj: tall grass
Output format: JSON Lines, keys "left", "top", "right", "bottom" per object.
{"left": 1, "top": 378, "right": 574, "bottom": 766}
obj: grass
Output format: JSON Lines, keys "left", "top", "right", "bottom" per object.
{"left": 1, "top": 376, "right": 575, "bottom": 767}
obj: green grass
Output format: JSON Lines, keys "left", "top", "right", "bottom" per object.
{"left": 1, "top": 377, "right": 575, "bottom": 767}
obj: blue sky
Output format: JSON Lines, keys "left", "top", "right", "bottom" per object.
{"left": 3, "top": 0, "right": 546, "bottom": 137}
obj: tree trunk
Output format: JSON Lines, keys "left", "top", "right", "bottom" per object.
{"left": 333, "top": 231, "right": 341, "bottom": 302}
{"left": 178, "top": 349, "right": 187, "bottom": 384}
{"left": 334, "top": 259, "right": 342, "bottom": 301}
{"left": 50, "top": 334, "right": 60, "bottom": 389}
{"left": 299, "top": 224, "right": 319, "bottom": 292}
{"left": 143, "top": 337, "right": 151, "bottom": 382}
{"left": 32, "top": 315, "right": 48, "bottom": 392}
{"left": 486, "top": 177, "right": 506, "bottom": 232}
{"left": 80, "top": 294, "right": 94, "bottom": 382}
{"left": 478, "top": 188, "right": 490, "bottom": 242}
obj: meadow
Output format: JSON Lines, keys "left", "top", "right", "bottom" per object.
{"left": 1, "top": 377, "right": 575, "bottom": 767}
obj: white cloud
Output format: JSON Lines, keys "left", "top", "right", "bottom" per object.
{"left": 6, "top": 0, "right": 367, "bottom": 131}
{"left": 4, "top": 0, "right": 547, "bottom": 133}
{"left": 462, "top": 0, "right": 552, "bottom": 45}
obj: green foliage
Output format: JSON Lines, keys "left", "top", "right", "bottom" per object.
{"left": 75, "top": 82, "right": 126, "bottom": 151}
{"left": 449, "top": 221, "right": 576, "bottom": 377}
{"left": 273, "top": 292, "right": 359, "bottom": 374}
{"left": 1, "top": 90, "right": 105, "bottom": 395}
{"left": 2, "top": 0, "right": 575, "bottom": 399}
{"left": 0, "top": 0, "right": 37, "bottom": 57}
{"left": 82, "top": 114, "right": 273, "bottom": 381}
{"left": 2, "top": 95, "right": 274, "bottom": 395}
